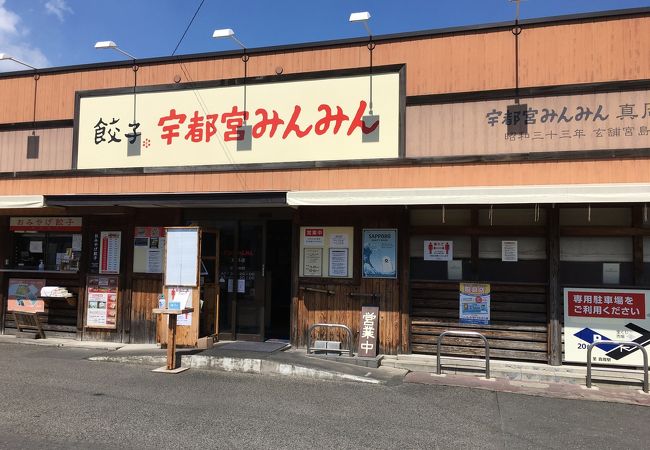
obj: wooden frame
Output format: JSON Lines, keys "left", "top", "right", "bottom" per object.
{"left": 160, "top": 226, "right": 202, "bottom": 347}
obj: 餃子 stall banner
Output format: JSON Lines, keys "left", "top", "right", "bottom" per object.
{"left": 75, "top": 70, "right": 402, "bottom": 169}
{"left": 564, "top": 288, "right": 650, "bottom": 366}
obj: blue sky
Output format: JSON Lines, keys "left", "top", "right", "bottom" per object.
{"left": 0, "top": 0, "right": 649, "bottom": 71}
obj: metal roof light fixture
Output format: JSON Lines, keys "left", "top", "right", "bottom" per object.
{"left": 213, "top": 28, "right": 251, "bottom": 150}
{"left": 94, "top": 40, "right": 137, "bottom": 60}
{"left": 349, "top": 11, "right": 379, "bottom": 142}
{"left": 507, "top": 0, "right": 528, "bottom": 135}
{"left": 94, "top": 40, "right": 141, "bottom": 156}
{"left": 0, "top": 53, "right": 41, "bottom": 159}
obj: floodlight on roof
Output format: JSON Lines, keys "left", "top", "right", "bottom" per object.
{"left": 94, "top": 40, "right": 137, "bottom": 60}
{"left": 212, "top": 28, "right": 246, "bottom": 50}
{"left": 349, "top": 11, "right": 372, "bottom": 37}
{"left": 0, "top": 53, "right": 37, "bottom": 69}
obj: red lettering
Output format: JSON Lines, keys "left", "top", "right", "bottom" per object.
{"left": 282, "top": 105, "right": 312, "bottom": 139}
{"left": 252, "top": 108, "right": 284, "bottom": 138}
{"left": 158, "top": 109, "right": 187, "bottom": 145}
{"left": 221, "top": 106, "right": 249, "bottom": 141}
{"left": 314, "top": 104, "right": 349, "bottom": 135}
{"left": 346, "top": 100, "right": 379, "bottom": 136}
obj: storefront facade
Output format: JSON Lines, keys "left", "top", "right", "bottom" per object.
{"left": 2, "top": 8, "right": 650, "bottom": 366}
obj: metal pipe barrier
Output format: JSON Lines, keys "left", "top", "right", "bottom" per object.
{"left": 349, "top": 292, "right": 379, "bottom": 301}
{"left": 299, "top": 286, "right": 335, "bottom": 295}
{"left": 436, "top": 330, "right": 491, "bottom": 379}
{"left": 306, "top": 323, "right": 354, "bottom": 356}
{"left": 586, "top": 340, "right": 648, "bottom": 393}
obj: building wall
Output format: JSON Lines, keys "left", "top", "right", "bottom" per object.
{"left": 0, "top": 15, "right": 649, "bottom": 123}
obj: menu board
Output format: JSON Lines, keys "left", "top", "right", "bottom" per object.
{"left": 133, "top": 227, "right": 166, "bottom": 273}
{"left": 99, "top": 231, "right": 121, "bottom": 274}
{"left": 164, "top": 227, "right": 199, "bottom": 287}
{"left": 85, "top": 275, "right": 119, "bottom": 329}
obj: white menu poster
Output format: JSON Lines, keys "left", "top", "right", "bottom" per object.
{"left": 165, "top": 228, "right": 199, "bottom": 287}
{"left": 99, "top": 231, "right": 121, "bottom": 274}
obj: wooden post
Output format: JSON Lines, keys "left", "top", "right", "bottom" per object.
{"left": 399, "top": 206, "right": 410, "bottom": 354}
{"left": 470, "top": 208, "right": 479, "bottom": 281}
{"left": 547, "top": 206, "right": 562, "bottom": 366}
{"left": 632, "top": 205, "right": 644, "bottom": 285}
{"left": 167, "top": 313, "right": 178, "bottom": 370}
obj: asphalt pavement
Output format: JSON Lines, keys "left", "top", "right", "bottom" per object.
{"left": 0, "top": 342, "right": 649, "bottom": 449}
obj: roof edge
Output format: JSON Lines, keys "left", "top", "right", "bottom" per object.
{"left": 0, "top": 6, "right": 649, "bottom": 79}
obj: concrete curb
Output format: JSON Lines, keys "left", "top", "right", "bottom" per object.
{"left": 0, "top": 336, "right": 124, "bottom": 351}
{"left": 405, "top": 371, "right": 650, "bottom": 407}
{"left": 89, "top": 354, "right": 383, "bottom": 385}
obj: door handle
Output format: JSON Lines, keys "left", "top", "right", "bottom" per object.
{"left": 262, "top": 264, "right": 265, "bottom": 277}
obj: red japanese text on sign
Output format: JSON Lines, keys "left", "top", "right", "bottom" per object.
{"left": 305, "top": 229, "right": 324, "bottom": 237}
{"left": 567, "top": 290, "right": 645, "bottom": 319}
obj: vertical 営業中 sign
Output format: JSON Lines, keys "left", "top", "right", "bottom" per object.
{"left": 358, "top": 306, "right": 379, "bottom": 357}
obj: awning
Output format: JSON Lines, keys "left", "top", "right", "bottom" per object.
{"left": 45, "top": 192, "right": 288, "bottom": 208}
{"left": 0, "top": 195, "right": 44, "bottom": 209}
{"left": 286, "top": 183, "right": 650, "bottom": 206}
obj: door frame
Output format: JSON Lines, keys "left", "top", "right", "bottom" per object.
{"left": 218, "top": 220, "right": 266, "bottom": 342}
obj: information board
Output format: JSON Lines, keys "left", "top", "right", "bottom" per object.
{"left": 164, "top": 227, "right": 200, "bottom": 287}
{"left": 298, "top": 226, "right": 353, "bottom": 278}
{"left": 564, "top": 287, "right": 650, "bottom": 366}
{"left": 133, "top": 227, "right": 166, "bottom": 273}
{"left": 85, "top": 275, "right": 119, "bottom": 329}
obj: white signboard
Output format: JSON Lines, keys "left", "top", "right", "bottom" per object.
{"left": 564, "top": 287, "right": 650, "bottom": 366}
{"left": 76, "top": 72, "right": 401, "bottom": 169}
{"left": 303, "top": 228, "right": 324, "bottom": 247}
{"left": 164, "top": 228, "right": 199, "bottom": 287}
{"left": 329, "top": 248, "right": 349, "bottom": 277}
{"left": 424, "top": 240, "right": 453, "bottom": 261}
{"left": 302, "top": 248, "right": 323, "bottom": 277}
{"left": 501, "top": 240, "right": 518, "bottom": 262}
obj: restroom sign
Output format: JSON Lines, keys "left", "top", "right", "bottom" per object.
{"left": 424, "top": 240, "right": 453, "bottom": 261}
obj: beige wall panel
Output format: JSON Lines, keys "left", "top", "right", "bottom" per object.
{"left": 0, "top": 128, "right": 72, "bottom": 172}
{"left": 406, "top": 89, "right": 650, "bottom": 158}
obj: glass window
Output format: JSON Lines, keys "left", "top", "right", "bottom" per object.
{"left": 560, "top": 237, "right": 633, "bottom": 285}
{"left": 12, "top": 232, "right": 80, "bottom": 271}
{"left": 477, "top": 236, "right": 547, "bottom": 283}
{"left": 410, "top": 208, "right": 471, "bottom": 226}
{"left": 478, "top": 208, "right": 546, "bottom": 226}
{"left": 409, "top": 235, "right": 472, "bottom": 281}
{"left": 560, "top": 207, "right": 631, "bottom": 226}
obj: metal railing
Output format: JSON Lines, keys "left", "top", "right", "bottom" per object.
{"left": 299, "top": 286, "right": 335, "bottom": 295}
{"left": 437, "top": 330, "right": 491, "bottom": 379}
{"left": 349, "top": 292, "right": 379, "bottom": 301}
{"left": 586, "top": 341, "right": 648, "bottom": 393}
{"left": 306, "top": 323, "right": 354, "bottom": 356}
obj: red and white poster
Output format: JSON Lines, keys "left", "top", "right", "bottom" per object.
{"left": 564, "top": 288, "right": 650, "bottom": 366}
{"left": 423, "top": 240, "right": 453, "bottom": 261}
{"left": 86, "top": 276, "right": 119, "bottom": 329}
{"left": 99, "top": 231, "right": 121, "bottom": 274}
